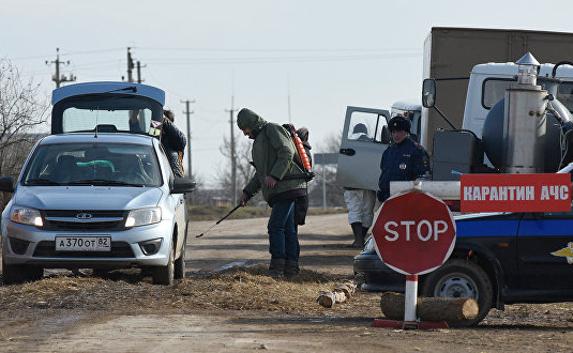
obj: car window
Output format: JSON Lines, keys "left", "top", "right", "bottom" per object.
{"left": 62, "top": 108, "right": 153, "bottom": 134}
{"left": 22, "top": 143, "right": 162, "bottom": 187}
{"left": 347, "top": 111, "right": 388, "bottom": 143}
{"left": 482, "top": 78, "right": 516, "bottom": 109}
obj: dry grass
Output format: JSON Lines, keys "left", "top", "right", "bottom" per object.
{"left": 3, "top": 267, "right": 572, "bottom": 327}
{"left": 0, "top": 266, "right": 379, "bottom": 316}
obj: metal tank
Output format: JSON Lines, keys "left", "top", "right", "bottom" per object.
{"left": 504, "top": 53, "right": 547, "bottom": 173}
{"left": 482, "top": 53, "right": 551, "bottom": 173}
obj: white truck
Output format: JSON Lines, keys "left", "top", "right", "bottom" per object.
{"left": 337, "top": 27, "right": 573, "bottom": 194}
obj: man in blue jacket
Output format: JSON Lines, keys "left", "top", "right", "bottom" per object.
{"left": 377, "top": 116, "right": 430, "bottom": 202}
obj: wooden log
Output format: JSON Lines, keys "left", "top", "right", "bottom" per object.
{"left": 380, "top": 292, "right": 479, "bottom": 323}
{"left": 317, "top": 291, "right": 336, "bottom": 308}
{"left": 316, "top": 281, "right": 357, "bottom": 308}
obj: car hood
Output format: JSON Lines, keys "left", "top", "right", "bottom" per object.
{"left": 14, "top": 186, "right": 163, "bottom": 210}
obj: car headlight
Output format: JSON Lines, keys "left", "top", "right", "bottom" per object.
{"left": 125, "top": 207, "right": 162, "bottom": 228}
{"left": 10, "top": 206, "right": 43, "bottom": 227}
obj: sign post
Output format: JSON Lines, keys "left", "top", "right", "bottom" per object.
{"left": 371, "top": 190, "right": 456, "bottom": 329}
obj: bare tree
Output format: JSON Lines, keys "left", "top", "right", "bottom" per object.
{"left": 0, "top": 59, "right": 49, "bottom": 207}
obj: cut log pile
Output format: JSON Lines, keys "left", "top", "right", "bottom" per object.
{"left": 316, "top": 281, "right": 357, "bottom": 308}
{"left": 379, "top": 292, "right": 479, "bottom": 323}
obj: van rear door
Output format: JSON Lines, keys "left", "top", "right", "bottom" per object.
{"left": 336, "top": 106, "right": 390, "bottom": 191}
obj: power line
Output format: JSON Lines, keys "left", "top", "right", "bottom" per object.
{"left": 12, "top": 47, "right": 124, "bottom": 61}
{"left": 139, "top": 52, "right": 422, "bottom": 66}
{"left": 137, "top": 46, "right": 420, "bottom": 53}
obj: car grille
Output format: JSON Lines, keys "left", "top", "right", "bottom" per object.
{"left": 33, "top": 241, "right": 135, "bottom": 258}
{"left": 42, "top": 210, "right": 126, "bottom": 231}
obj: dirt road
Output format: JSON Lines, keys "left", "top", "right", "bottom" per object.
{"left": 1, "top": 214, "right": 573, "bottom": 353}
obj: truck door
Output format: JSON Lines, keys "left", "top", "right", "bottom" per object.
{"left": 336, "top": 106, "right": 390, "bottom": 191}
{"left": 517, "top": 211, "right": 573, "bottom": 292}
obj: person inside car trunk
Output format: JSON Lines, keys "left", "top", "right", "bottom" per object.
{"left": 238, "top": 108, "right": 307, "bottom": 278}
{"left": 161, "top": 109, "right": 187, "bottom": 177}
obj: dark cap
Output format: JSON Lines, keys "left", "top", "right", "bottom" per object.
{"left": 352, "top": 123, "right": 368, "bottom": 135}
{"left": 388, "top": 116, "right": 410, "bottom": 132}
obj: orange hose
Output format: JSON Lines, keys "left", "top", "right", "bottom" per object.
{"left": 293, "top": 131, "right": 312, "bottom": 172}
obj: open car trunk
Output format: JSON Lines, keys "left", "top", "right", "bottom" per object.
{"left": 51, "top": 82, "right": 165, "bottom": 136}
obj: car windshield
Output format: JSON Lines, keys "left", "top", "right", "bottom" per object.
{"left": 22, "top": 143, "right": 162, "bottom": 187}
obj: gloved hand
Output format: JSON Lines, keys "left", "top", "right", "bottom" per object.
{"left": 264, "top": 176, "right": 278, "bottom": 189}
{"left": 240, "top": 192, "right": 251, "bottom": 206}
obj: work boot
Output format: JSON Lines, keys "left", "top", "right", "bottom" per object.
{"left": 268, "top": 258, "right": 285, "bottom": 278}
{"left": 284, "top": 260, "right": 300, "bottom": 278}
{"left": 362, "top": 226, "right": 369, "bottom": 238}
{"left": 351, "top": 222, "right": 364, "bottom": 248}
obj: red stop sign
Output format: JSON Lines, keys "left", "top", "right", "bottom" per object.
{"left": 372, "top": 191, "right": 456, "bottom": 275}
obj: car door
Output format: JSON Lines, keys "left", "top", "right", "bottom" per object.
{"left": 336, "top": 106, "right": 390, "bottom": 191}
{"left": 157, "top": 144, "right": 186, "bottom": 255}
{"left": 517, "top": 210, "right": 573, "bottom": 291}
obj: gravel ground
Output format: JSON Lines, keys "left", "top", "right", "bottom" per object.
{"left": 0, "top": 214, "right": 572, "bottom": 353}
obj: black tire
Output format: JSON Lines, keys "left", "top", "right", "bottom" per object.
{"left": 421, "top": 259, "right": 493, "bottom": 327}
{"left": 2, "top": 257, "right": 43, "bottom": 285}
{"left": 174, "top": 237, "right": 186, "bottom": 280}
{"left": 152, "top": 243, "right": 174, "bottom": 286}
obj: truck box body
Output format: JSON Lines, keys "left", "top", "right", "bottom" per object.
{"left": 422, "top": 27, "right": 573, "bottom": 153}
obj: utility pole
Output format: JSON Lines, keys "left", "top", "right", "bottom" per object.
{"left": 127, "top": 47, "right": 135, "bottom": 82}
{"left": 46, "top": 48, "right": 76, "bottom": 88}
{"left": 136, "top": 61, "right": 146, "bottom": 83}
{"left": 181, "top": 99, "right": 195, "bottom": 178}
{"left": 226, "top": 97, "right": 237, "bottom": 206}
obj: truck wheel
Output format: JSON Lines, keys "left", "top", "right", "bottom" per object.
{"left": 152, "top": 244, "right": 174, "bottom": 286}
{"left": 2, "top": 257, "right": 43, "bottom": 285}
{"left": 174, "top": 238, "right": 186, "bottom": 280}
{"left": 421, "top": 259, "right": 493, "bottom": 327}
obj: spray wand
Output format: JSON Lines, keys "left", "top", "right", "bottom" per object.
{"left": 195, "top": 204, "right": 242, "bottom": 238}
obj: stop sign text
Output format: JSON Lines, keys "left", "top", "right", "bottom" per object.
{"left": 383, "top": 220, "right": 449, "bottom": 242}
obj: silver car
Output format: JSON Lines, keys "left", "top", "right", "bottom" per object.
{"left": 0, "top": 82, "right": 195, "bottom": 285}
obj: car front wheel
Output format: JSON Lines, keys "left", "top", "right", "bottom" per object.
{"left": 2, "top": 258, "right": 43, "bottom": 285}
{"left": 174, "top": 236, "right": 186, "bottom": 280}
{"left": 421, "top": 259, "right": 493, "bottom": 326}
{"left": 152, "top": 244, "right": 174, "bottom": 286}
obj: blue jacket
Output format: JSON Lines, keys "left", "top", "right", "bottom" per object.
{"left": 377, "top": 137, "right": 430, "bottom": 201}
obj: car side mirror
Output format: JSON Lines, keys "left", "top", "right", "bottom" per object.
{"left": 171, "top": 177, "right": 196, "bottom": 194}
{"left": 422, "top": 79, "right": 436, "bottom": 108}
{"left": 0, "top": 177, "right": 14, "bottom": 193}
{"left": 380, "top": 125, "right": 391, "bottom": 144}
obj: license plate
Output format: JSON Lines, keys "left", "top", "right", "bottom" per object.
{"left": 55, "top": 236, "right": 111, "bottom": 252}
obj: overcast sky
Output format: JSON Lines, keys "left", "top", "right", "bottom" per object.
{"left": 2, "top": 0, "right": 572, "bottom": 187}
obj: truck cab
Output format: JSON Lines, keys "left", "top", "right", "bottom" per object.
{"left": 461, "top": 63, "right": 573, "bottom": 139}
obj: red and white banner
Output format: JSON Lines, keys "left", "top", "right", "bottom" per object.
{"left": 460, "top": 174, "right": 572, "bottom": 213}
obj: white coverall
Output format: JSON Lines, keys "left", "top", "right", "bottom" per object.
{"left": 343, "top": 189, "right": 377, "bottom": 228}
